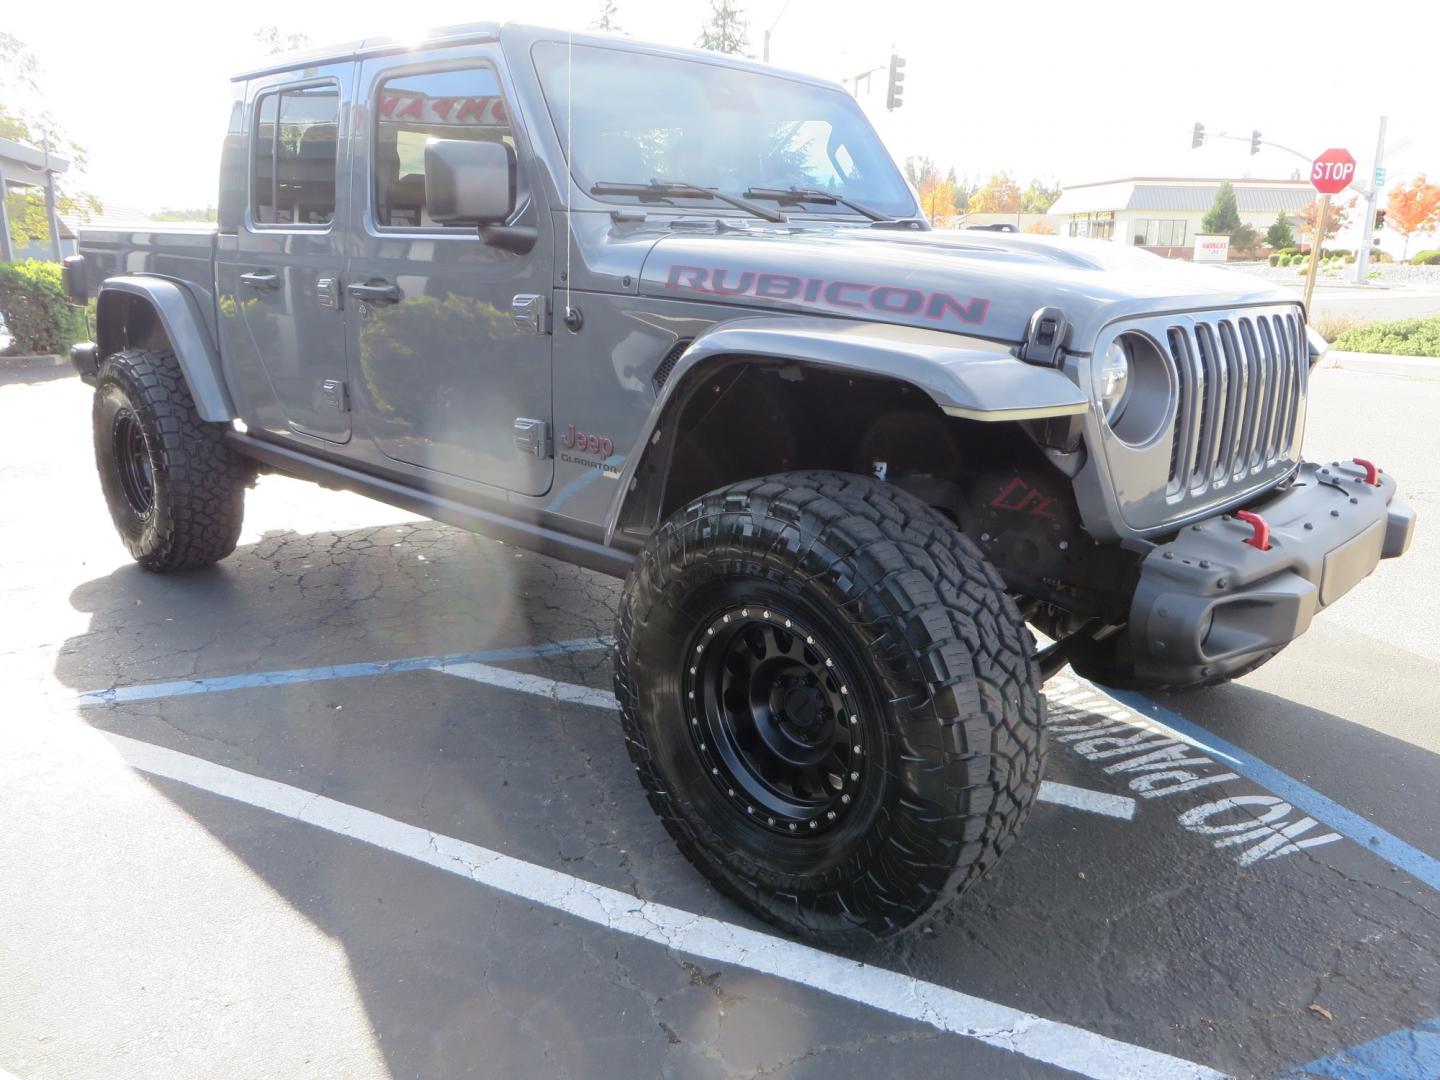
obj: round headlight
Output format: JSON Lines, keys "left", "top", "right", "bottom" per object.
{"left": 1097, "top": 340, "right": 1132, "bottom": 423}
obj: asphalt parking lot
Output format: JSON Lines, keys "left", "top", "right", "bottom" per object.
{"left": 2, "top": 362, "right": 1438, "bottom": 1080}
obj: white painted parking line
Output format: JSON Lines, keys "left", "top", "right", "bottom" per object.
{"left": 1036, "top": 780, "right": 1136, "bottom": 821}
{"left": 444, "top": 661, "right": 619, "bottom": 709}
{"left": 434, "top": 665, "right": 1138, "bottom": 821}
{"left": 104, "top": 730, "right": 1220, "bottom": 1079}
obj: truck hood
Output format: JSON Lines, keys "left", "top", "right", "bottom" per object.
{"left": 637, "top": 226, "right": 1298, "bottom": 350}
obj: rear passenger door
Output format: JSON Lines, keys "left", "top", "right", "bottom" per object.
{"left": 228, "top": 65, "right": 352, "bottom": 444}
{"left": 343, "top": 49, "right": 554, "bottom": 496}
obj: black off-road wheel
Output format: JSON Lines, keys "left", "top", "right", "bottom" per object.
{"left": 93, "top": 348, "right": 253, "bottom": 572}
{"left": 615, "top": 471, "right": 1045, "bottom": 945}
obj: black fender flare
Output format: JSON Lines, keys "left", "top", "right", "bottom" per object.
{"left": 604, "top": 315, "right": 1089, "bottom": 542}
{"left": 95, "top": 276, "right": 236, "bottom": 422}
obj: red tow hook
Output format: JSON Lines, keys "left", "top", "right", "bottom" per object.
{"left": 1352, "top": 458, "right": 1382, "bottom": 486}
{"left": 1234, "top": 510, "right": 1271, "bottom": 551}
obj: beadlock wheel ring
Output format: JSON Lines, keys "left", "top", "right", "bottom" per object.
{"left": 683, "top": 605, "right": 872, "bottom": 837}
{"left": 111, "top": 408, "right": 155, "bottom": 517}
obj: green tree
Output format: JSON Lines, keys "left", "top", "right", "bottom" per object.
{"left": 1201, "top": 180, "right": 1241, "bottom": 235}
{"left": 697, "top": 0, "right": 750, "bottom": 55}
{"left": 904, "top": 156, "right": 939, "bottom": 188}
{"left": 0, "top": 33, "right": 102, "bottom": 253}
{"left": 254, "top": 26, "right": 311, "bottom": 55}
{"left": 1020, "top": 177, "right": 1061, "bottom": 213}
{"left": 1265, "top": 211, "right": 1295, "bottom": 250}
{"left": 593, "top": 0, "right": 623, "bottom": 31}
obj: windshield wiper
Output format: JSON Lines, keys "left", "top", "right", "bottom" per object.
{"left": 742, "top": 186, "right": 889, "bottom": 222}
{"left": 590, "top": 180, "right": 787, "bottom": 224}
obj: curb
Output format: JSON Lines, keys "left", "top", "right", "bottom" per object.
{"left": 0, "top": 353, "right": 69, "bottom": 371}
{"left": 1322, "top": 350, "right": 1440, "bottom": 381}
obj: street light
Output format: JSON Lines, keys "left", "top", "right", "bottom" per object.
{"left": 762, "top": 0, "right": 794, "bottom": 62}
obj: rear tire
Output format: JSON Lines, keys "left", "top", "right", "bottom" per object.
{"left": 615, "top": 471, "right": 1045, "bottom": 944}
{"left": 93, "top": 348, "right": 252, "bottom": 572}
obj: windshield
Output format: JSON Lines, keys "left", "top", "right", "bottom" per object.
{"left": 532, "top": 42, "right": 917, "bottom": 220}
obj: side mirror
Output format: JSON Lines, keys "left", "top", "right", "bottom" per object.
{"left": 424, "top": 138, "right": 516, "bottom": 225}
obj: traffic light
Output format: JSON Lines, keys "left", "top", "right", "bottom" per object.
{"left": 886, "top": 53, "right": 906, "bottom": 111}
{"left": 1191, "top": 122, "right": 1205, "bottom": 149}
{"left": 1374, "top": 209, "right": 1387, "bottom": 231}
{"left": 1250, "top": 130, "right": 1262, "bottom": 155}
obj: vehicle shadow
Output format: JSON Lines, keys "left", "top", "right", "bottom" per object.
{"left": 51, "top": 520, "right": 1440, "bottom": 1080}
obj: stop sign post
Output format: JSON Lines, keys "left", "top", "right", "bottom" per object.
{"left": 1303, "top": 147, "right": 1356, "bottom": 312}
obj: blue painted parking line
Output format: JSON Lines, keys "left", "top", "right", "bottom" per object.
{"left": 1280, "top": 1017, "right": 1440, "bottom": 1079}
{"left": 76, "top": 637, "right": 612, "bottom": 706}
{"left": 1112, "top": 689, "right": 1440, "bottom": 893}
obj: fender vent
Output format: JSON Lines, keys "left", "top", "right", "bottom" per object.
{"left": 652, "top": 338, "right": 693, "bottom": 392}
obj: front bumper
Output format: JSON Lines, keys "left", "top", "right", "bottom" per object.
{"left": 1127, "top": 459, "right": 1415, "bottom": 684}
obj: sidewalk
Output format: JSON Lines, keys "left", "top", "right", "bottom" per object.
{"left": 1322, "top": 350, "right": 1440, "bottom": 381}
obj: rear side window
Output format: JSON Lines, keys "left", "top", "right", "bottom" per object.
{"left": 252, "top": 83, "right": 340, "bottom": 226}
{"left": 374, "top": 66, "right": 514, "bottom": 228}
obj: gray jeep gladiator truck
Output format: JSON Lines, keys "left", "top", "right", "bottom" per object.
{"left": 65, "top": 22, "right": 1414, "bottom": 943}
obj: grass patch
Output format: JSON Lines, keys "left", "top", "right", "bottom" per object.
{"left": 1330, "top": 316, "right": 1440, "bottom": 358}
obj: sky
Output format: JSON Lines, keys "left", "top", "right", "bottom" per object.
{"left": 7, "top": 0, "right": 1440, "bottom": 244}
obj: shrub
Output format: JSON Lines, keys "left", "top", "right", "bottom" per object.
{"left": 1312, "top": 315, "right": 1365, "bottom": 342}
{"left": 1331, "top": 316, "right": 1440, "bottom": 357}
{"left": 1269, "top": 253, "right": 1280, "bottom": 266}
{"left": 0, "top": 259, "right": 88, "bottom": 357}
{"left": 1368, "top": 249, "right": 1394, "bottom": 264}
{"left": 1412, "top": 250, "right": 1440, "bottom": 266}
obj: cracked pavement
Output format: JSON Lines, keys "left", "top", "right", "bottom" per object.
{"left": 1, "top": 364, "right": 1437, "bottom": 1079}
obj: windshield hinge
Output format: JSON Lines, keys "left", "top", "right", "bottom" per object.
{"left": 1018, "top": 306, "right": 1069, "bottom": 367}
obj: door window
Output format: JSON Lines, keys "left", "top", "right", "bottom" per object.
{"left": 252, "top": 83, "right": 341, "bottom": 226}
{"left": 373, "top": 66, "right": 514, "bottom": 228}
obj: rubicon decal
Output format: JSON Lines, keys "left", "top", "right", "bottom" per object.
{"left": 663, "top": 265, "right": 990, "bottom": 326}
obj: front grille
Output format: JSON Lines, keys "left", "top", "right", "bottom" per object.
{"left": 1163, "top": 309, "right": 1307, "bottom": 499}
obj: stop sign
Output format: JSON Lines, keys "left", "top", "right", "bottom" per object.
{"left": 1311, "top": 148, "right": 1356, "bottom": 194}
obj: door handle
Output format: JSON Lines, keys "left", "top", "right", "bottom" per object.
{"left": 347, "top": 281, "right": 402, "bottom": 305}
{"left": 239, "top": 271, "right": 279, "bottom": 291}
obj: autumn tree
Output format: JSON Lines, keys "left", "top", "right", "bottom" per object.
{"left": 0, "top": 33, "right": 101, "bottom": 253}
{"left": 697, "top": 0, "right": 749, "bottom": 55}
{"left": 1386, "top": 175, "right": 1440, "bottom": 260}
{"left": 1265, "top": 211, "right": 1295, "bottom": 250}
{"left": 1201, "top": 180, "right": 1241, "bottom": 235}
{"left": 1297, "top": 197, "right": 1354, "bottom": 249}
{"left": 593, "top": 0, "right": 623, "bottom": 32}
{"left": 967, "top": 172, "right": 1021, "bottom": 214}
{"left": 1020, "top": 178, "right": 1061, "bottom": 213}
{"left": 917, "top": 176, "right": 957, "bottom": 225}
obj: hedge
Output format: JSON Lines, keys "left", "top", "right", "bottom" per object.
{"left": 0, "top": 259, "right": 89, "bottom": 357}
{"left": 1331, "top": 317, "right": 1440, "bottom": 358}
{"left": 1412, "top": 250, "right": 1440, "bottom": 266}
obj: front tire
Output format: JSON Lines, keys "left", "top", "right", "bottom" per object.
{"left": 615, "top": 471, "right": 1045, "bottom": 944}
{"left": 93, "top": 348, "right": 253, "bottom": 572}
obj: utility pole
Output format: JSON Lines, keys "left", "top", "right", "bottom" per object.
{"left": 1353, "top": 116, "right": 1387, "bottom": 284}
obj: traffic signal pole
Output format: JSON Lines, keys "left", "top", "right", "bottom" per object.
{"left": 1353, "top": 116, "right": 1387, "bottom": 284}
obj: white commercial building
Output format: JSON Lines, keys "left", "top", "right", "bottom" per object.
{"left": 1048, "top": 177, "right": 1315, "bottom": 257}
